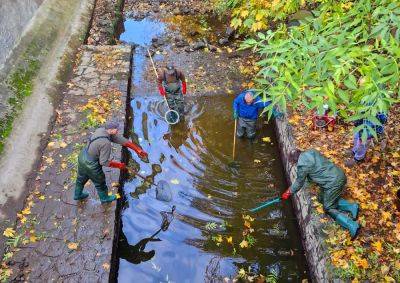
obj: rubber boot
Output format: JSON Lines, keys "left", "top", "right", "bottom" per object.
{"left": 330, "top": 210, "right": 360, "bottom": 239}
{"left": 97, "top": 189, "right": 117, "bottom": 203}
{"left": 338, "top": 198, "right": 359, "bottom": 220}
{"left": 73, "top": 187, "right": 89, "bottom": 200}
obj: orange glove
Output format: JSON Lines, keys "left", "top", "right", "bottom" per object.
{"left": 123, "top": 141, "right": 148, "bottom": 159}
{"left": 108, "top": 161, "right": 127, "bottom": 170}
{"left": 281, "top": 188, "right": 292, "bottom": 200}
{"left": 158, "top": 85, "right": 166, "bottom": 97}
{"left": 182, "top": 81, "right": 187, "bottom": 95}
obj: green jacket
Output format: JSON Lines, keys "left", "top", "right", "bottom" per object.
{"left": 290, "top": 149, "right": 346, "bottom": 194}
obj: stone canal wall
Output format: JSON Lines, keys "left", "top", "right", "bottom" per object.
{"left": 274, "top": 116, "right": 331, "bottom": 282}
{"left": 7, "top": 45, "right": 132, "bottom": 282}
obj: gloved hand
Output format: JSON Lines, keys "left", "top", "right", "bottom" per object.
{"left": 158, "top": 85, "right": 166, "bottom": 97}
{"left": 108, "top": 160, "right": 127, "bottom": 170}
{"left": 123, "top": 141, "right": 148, "bottom": 159}
{"left": 182, "top": 81, "right": 187, "bottom": 95}
{"left": 281, "top": 188, "right": 292, "bottom": 200}
{"left": 233, "top": 112, "right": 238, "bottom": 120}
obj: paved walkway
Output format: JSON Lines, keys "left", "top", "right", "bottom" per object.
{"left": 6, "top": 45, "right": 132, "bottom": 282}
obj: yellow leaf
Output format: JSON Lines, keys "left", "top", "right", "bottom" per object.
{"left": 20, "top": 216, "right": 27, "bottom": 224}
{"left": 254, "top": 159, "right": 261, "bottom": 163}
{"left": 240, "top": 10, "right": 249, "bottom": 18}
{"left": 67, "top": 242, "right": 78, "bottom": 250}
{"left": 238, "top": 268, "right": 246, "bottom": 278}
{"left": 59, "top": 141, "right": 67, "bottom": 148}
{"left": 372, "top": 241, "right": 383, "bottom": 254}
{"left": 216, "top": 235, "right": 223, "bottom": 243}
{"left": 242, "top": 215, "right": 254, "bottom": 222}
{"left": 21, "top": 207, "right": 31, "bottom": 215}
{"left": 239, "top": 240, "right": 248, "bottom": 248}
{"left": 244, "top": 221, "right": 251, "bottom": 229}
{"left": 38, "top": 195, "right": 45, "bottom": 200}
{"left": 262, "top": 137, "right": 271, "bottom": 143}
{"left": 226, "top": 236, "right": 233, "bottom": 244}
{"left": 102, "top": 262, "right": 110, "bottom": 270}
{"left": 3, "top": 228, "right": 16, "bottom": 238}
{"left": 392, "top": 152, "right": 400, "bottom": 158}
{"left": 316, "top": 206, "right": 324, "bottom": 214}
{"left": 171, "top": 179, "right": 180, "bottom": 185}
{"left": 30, "top": 235, "right": 38, "bottom": 243}
{"left": 116, "top": 193, "right": 121, "bottom": 199}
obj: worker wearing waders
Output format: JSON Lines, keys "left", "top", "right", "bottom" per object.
{"left": 346, "top": 112, "right": 388, "bottom": 166}
{"left": 74, "top": 121, "right": 148, "bottom": 203}
{"left": 233, "top": 90, "right": 280, "bottom": 139}
{"left": 281, "top": 149, "right": 360, "bottom": 238}
{"left": 157, "top": 63, "right": 187, "bottom": 116}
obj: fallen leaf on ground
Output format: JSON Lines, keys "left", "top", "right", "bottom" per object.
{"left": 67, "top": 242, "right": 78, "bottom": 250}
{"left": 21, "top": 207, "right": 31, "bottom": 215}
{"left": 3, "top": 228, "right": 15, "bottom": 238}
{"left": 239, "top": 240, "right": 249, "bottom": 248}
{"left": 102, "top": 263, "right": 110, "bottom": 270}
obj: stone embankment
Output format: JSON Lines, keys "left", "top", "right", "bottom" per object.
{"left": 275, "top": 116, "right": 331, "bottom": 282}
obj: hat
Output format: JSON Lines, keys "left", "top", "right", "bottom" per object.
{"left": 166, "top": 64, "right": 175, "bottom": 75}
{"left": 105, "top": 121, "right": 119, "bottom": 130}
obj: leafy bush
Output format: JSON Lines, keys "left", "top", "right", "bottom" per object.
{"left": 241, "top": 0, "right": 400, "bottom": 138}
{"left": 216, "top": 0, "right": 322, "bottom": 33}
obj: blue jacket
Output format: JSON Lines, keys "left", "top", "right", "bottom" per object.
{"left": 233, "top": 91, "right": 271, "bottom": 120}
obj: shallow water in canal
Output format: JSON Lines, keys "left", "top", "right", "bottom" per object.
{"left": 117, "top": 17, "right": 308, "bottom": 282}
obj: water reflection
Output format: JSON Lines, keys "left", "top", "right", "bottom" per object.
{"left": 118, "top": 95, "right": 308, "bottom": 282}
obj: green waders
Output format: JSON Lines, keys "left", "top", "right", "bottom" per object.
{"left": 318, "top": 178, "right": 359, "bottom": 238}
{"left": 165, "top": 82, "right": 184, "bottom": 116}
{"left": 74, "top": 137, "right": 116, "bottom": 203}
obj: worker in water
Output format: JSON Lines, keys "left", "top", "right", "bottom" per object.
{"left": 346, "top": 112, "right": 388, "bottom": 166}
{"left": 233, "top": 90, "right": 281, "bottom": 139}
{"left": 157, "top": 63, "right": 187, "bottom": 117}
{"left": 74, "top": 121, "right": 148, "bottom": 203}
{"left": 281, "top": 149, "right": 360, "bottom": 238}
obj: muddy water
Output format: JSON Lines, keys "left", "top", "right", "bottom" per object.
{"left": 117, "top": 16, "right": 308, "bottom": 282}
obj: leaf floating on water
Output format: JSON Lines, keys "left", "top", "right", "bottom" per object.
{"left": 115, "top": 193, "right": 121, "bottom": 199}
{"left": 170, "top": 179, "right": 180, "bottom": 185}
{"left": 21, "top": 207, "right": 31, "bottom": 215}
{"left": 205, "top": 222, "right": 217, "bottom": 230}
{"left": 253, "top": 159, "right": 261, "bottom": 163}
{"left": 226, "top": 236, "right": 233, "bottom": 244}
{"left": 262, "top": 136, "right": 271, "bottom": 143}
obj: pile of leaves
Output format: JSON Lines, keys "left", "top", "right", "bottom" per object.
{"left": 242, "top": 0, "right": 400, "bottom": 138}
{"left": 287, "top": 104, "right": 400, "bottom": 281}
{"left": 79, "top": 89, "right": 122, "bottom": 129}
{"left": 215, "top": 0, "right": 321, "bottom": 33}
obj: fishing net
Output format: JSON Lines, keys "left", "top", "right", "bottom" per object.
{"left": 164, "top": 109, "right": 180, "bottom": 125}
{"left": 160, "top": 205, "right": 176, "bottom": 231}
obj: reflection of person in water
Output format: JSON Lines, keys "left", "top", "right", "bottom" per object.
{"left": 119, "top": 206, "right": 175, "bottom": 265}
{"left": 119, "top": 228, "right": 162, "bottom": 264}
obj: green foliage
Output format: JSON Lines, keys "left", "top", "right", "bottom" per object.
{"left": 216, "top": 0, "right": 321, "bottom": 33}
{"left": 241, "top": 0, "right": 400, "bottom": 138}
{"left": 205, "top": 221, "right": 218, "bottom": 230}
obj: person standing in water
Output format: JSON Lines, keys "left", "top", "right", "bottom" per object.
{"left": 157, "top": 63, "right": 187, "bottom": 117}
{"left": 74, "top": 121, "right": 148, "bottom": 203}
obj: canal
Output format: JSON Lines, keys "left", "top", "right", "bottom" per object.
{"left": 116, "top": 4, "right": 309, "bottom": 282}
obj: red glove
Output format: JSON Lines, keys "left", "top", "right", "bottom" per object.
{"left": 123, "top": 141, "right": 148, "bottom": 159}
{"left": 281, "top": 188, "right": 292, "bottom": 200}
{"left": 108, "top": 161, "right": 126, "bottom": 170}
{"left": 182, "top": 81, "right": 187, "bottom": 95}
{"left": 158, "top": 85, "right": 166, "bottom": 97}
